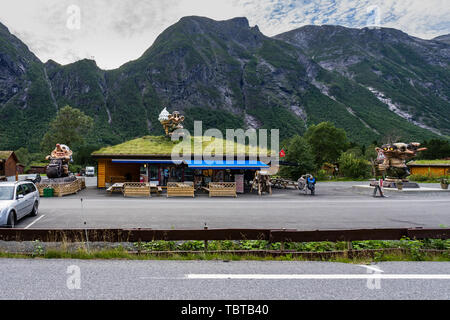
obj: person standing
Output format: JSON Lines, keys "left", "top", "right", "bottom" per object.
{"left": 163, "top": 167, "right": 169, "bottom": 186}
{"left": 373, "top": 178, "right": 386, "bottom": 198}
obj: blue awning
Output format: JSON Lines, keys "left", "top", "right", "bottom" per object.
{"left": 112, "top": 159, "right": 182, "bottom": 164}
{"left": 184, "top": 160, "right": 269, "bottom": 170}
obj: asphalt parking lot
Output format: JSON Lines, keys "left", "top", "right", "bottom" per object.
{"left": 14, "top": 178, "right": 450, "bottom": 230}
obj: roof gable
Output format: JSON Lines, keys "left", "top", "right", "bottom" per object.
{"left": 0, "top": 151, "right": 17, "bottom": 162}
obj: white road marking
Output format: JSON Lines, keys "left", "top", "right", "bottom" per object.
{"left": 184, "top": 274, "right": 450, "bottom": 280}
{"left": 357, "top": 265, "right": 384, "bottom": 273}
{"left": 24, "top": 215, "right": 46, "bottom": 229}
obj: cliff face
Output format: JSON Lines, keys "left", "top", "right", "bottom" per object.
{"left": 0, "top": 23, "right": 56, "bottom": 150}
{"left": 275, "top": 25, "right": 450, "bottom": 137}
{"left": 1, "top": 17, "right": 448, "bottom": 151}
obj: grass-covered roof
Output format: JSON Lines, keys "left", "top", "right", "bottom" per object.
{"left": 0, "top": 151, "right": 14, "bottom": 160}
{"left": 408, "top": 160, "right": 450, "bottom": 166}
{"left": 92, "top": 136, "right": 272, "bottom": 157}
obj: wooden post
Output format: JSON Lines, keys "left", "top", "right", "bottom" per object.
{"left": 280, "top": 228, "right": 286, "bottom": 253}
{"left": 204, "top": 224, "right": 208, "bottom": 253}
{"left": 346, "top": 241, "right": 353, "bottom": 259}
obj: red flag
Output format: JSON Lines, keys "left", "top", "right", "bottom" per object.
{"left": 279, "top": 149, "right": 286, "bottom": 158}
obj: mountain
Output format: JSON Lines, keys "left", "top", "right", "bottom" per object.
{"left": 434, "top": 34, "right": 450, "bottom": 45}
{"left": 0, "top": 23, "right": 57, "bottom": 150}
{"left": 0, "top": 17, "right": 449, "bottom": 152}
{"left": 275, "top": 25, "right": 450, "bottom": 138}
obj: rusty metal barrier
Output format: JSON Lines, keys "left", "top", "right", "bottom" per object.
{"left": 0, "top": 228, "right": 448, "bottom": 243}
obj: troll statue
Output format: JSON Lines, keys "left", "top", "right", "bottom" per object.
{"left": 45, "top": 144, "right": 73, "bottom": 179}
{"left": 158, "top": 108, "right": 185, "bottom": 137}
{"left": 374, "top": 142, "right": 427, "bottom": 187}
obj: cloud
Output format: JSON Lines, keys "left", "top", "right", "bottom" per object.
{"left": 238, "top": 0, "right": 450, "bottom": 38}
{"left": 0, "top": 0, "right": 448, "bottom": 69}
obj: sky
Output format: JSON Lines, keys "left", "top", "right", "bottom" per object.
{"left": 0, "top": 0, "right": 449, "bottom": 69}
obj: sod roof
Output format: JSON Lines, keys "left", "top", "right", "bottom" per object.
{"left": 92, "top": 136, "right": 272, "bottom": 157}
{"left": 0, "top": 151, "right": 14, "bottom": 160}
{"left": 408, "top": 160, "right": 450, "bottom": 166}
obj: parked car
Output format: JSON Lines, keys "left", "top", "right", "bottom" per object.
{"left": 85, "top": 166, "right": 95, "bottom": 177}
{"left": 0, "top": 181, "right": 40, "bottom": 228}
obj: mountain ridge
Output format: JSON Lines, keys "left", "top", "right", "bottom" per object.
{"left": 434, "top": 34, "right": 450, "bottom": 45}
{"left": 0, "top": 17, "right": 448, "bottom": 152}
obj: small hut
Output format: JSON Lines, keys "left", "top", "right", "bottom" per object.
{"left": 0, "top": 151, "right": 19, "bottom": 181}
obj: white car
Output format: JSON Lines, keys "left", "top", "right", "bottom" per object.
{"left": 0, "top": 181, "right": 40, "bottom": 228}
{"left": 85, "top": 167, "right": 95, "bottom": 177}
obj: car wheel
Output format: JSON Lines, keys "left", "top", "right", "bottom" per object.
{"left": 7, "top": 212, "right": 16, "bottom": 228}
{"left": 29, "top": 201, "right": 39, "bottom": 217}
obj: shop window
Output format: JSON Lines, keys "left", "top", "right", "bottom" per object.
{"left": 149, "top": 166, "right": 159, "bottom": 181}
{"left": 184, "top": 167, "right": 194, "bottom": 182}
{"left": 171, "top": 167, "right": 183, "bottom": 181}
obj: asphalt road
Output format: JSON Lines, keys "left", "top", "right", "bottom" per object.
{"left": 14, "top": 180, "right": 450, "bottom": 230}
{"left": 0, "top": 259, "right": 449, "bottom": 300}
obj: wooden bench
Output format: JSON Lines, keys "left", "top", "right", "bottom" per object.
{"left": 107, "top": 183, "right": 124, "bottom": 193}
{"left": 270, "top": 178, "right": 298, "bottom": 189}
{"left": 110, "top": 176, "right": 127, "bottom": 184}
{"left": 123, "top": 182, "right": 150, "bottom": 197}
{"left": 204, "top": 182, "right": 237, "bottom": 197}
{"left": 167, "top": 182, "right": 195, "bottom": 198}
{"left": 149, "top": 182, "right": 163, "bottom": 196}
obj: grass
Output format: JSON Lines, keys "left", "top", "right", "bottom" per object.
{"left": 409, "top": 174, "right": 449, "bottom": 183}
{"left": 1, "top": 239, "right": 448, "bottom": 263}
{"left": 0, "top": 151, "right": 13, "bottom": 160}
{"left": 92, "top": 135, "right": 272, "bottom": 157}
{"left": 408, "top": 160, "right": 450, "bottom": 165}
{"left": 0, "top": 248, "right": 448, "bottom": 263}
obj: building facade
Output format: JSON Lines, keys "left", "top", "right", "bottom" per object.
{"left": 408, "top": 161, "right": 450, "bottom": 177}
{"left": 92, "top": 136, "right": 271, "bottom": 191}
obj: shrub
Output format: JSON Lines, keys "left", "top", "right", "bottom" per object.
{"left": 338, "top": 152, "right": 370, "bottom": 179}
{"left": 315, "top": 169, "right": 330, "bottom": 181}
{"left": 279, "top": 135, "right": 316, "bottom": 180}
{"left": 69, "top": 164, "right": 82, "bottom": 174}
{"left": 409, "top": 174, "right": 430, "bottom": 182}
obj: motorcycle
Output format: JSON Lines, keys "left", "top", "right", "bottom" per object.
{"left": 298, "top": 174, "right": 316, "bottom": 196}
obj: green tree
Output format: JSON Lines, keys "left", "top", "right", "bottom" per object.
{"left": 73, "top": 145, "right": 101, "bottom": 166}
{"left": 14, "top": 147, "right": 30, "bottom": 166}
{"left": 305, "top": 122, "right": 349, "bottom": 167}
{"left": 338, "top": 151, "right": 371, "bottom": 179}
{"left": 346, "top": 146, "right": 363, "bottom": 157}
{"left": 41, "top": 106, "right": 94, "bottom": 152}
{"left": 279, "top": 135, "right": 316, "bottom": 180}
{"left": 419, "top": 139, "right": 450, "bottom": 160}
{"left": 364, "top": 144, "right": 378, "bottom": 161}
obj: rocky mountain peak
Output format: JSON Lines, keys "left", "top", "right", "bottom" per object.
{"left": 434, "top": 34, "right": 450, "bottom": 45}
